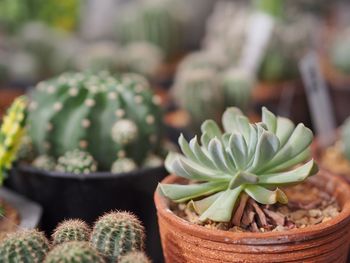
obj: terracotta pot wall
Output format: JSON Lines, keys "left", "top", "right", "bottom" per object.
{"left": 155, "top": 172, "right": 350, "bottom": 263}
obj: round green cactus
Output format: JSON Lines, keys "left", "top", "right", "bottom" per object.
{"left": 27, "top": 71, "right": 163, "bottom": 171}
{"left": 329, "top": 30, "right": 350, "bottom": 75}
{"left": 160, "top": 107, "right": 318, "bottom": 222}
{"left": 117, "top": 0, "right": 184, "bottom": 58}
{"left": 32, "top": 155, "right": 56, "bottom": 170}
{"left": 52, "top": 219, "right": 91, "bottom": 245}
{"left": 0, "top": 229, "right": 50, "bottom": 263}
{"left": 172, "top": 67, "right": 224, "bottom": 131}
{"left": 91, "top": 211, "right": 145, "bottom": 263}
{"left": 44, "top": 241, "right": 104, "bottom": 263}
{"left": 119, "top": 251, "right": 151, "bottom": 263}
{"left": 111, "top": 158, "right": 138, "bottom": 174}
{"left": 56, "top": 149, "right": 97, "bottom": 174}
{"left": 221, "top": 68, "right": 254, "bottom": 112}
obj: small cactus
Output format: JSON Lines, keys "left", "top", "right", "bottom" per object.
{"left": 142, "top": 154, "right": 163, "bottom": 168}
{"left": 0, "top": 229, "right": 50, "bottom": 263}
{"left": 32, "top": 154, "right": 56, "bottom": 170}
{"left": 91, "top": 211, "right": 145, "bottom": 263}
{"left": 111, "top": 158, "right": 138, "bottom": 173}
{"left": 52, "top": 219, "right": 91, "bottom": 245}
{"left": 56, "top": 149, "right": 97, "bottom": 174}
{"left": 119, "top": 251, "right": 151, "bottom": 263}
{"left": 111, "top": 119, "right": 139, "bottom": 145}
{"left": 44, "top": 241, "right": 104, "bottom": 263}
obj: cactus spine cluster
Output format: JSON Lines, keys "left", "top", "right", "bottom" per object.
{"left": 119, "top": 251, "right": 151, "bottom": 263}
{"left": 111, "top": 158, "right": 138, "bottom": 174}
{"left": 56, "top": 149, "right": 97, "bottom": 174}
{"left": 27, "top": 71, "right": 163, "bottom": 171}
{"left": 0, "top": 229, "right": 50, "bottom": 263}
{"left": 32, "top": 154, "right": 56, "bottom": 170}
{"left": 117, "top": 0, "right": 184, "bottom": 58}
{"left": 91, "top": 211, "right": 145, "bottom": 263}
{"left": 0, "top": 96, "right": 27, "bottom": 182}
{"left": 52, "top": 219, "right": 91, "bottom": 245}
{"left": 44, "top": 241, "right": 104, "bottom": 263}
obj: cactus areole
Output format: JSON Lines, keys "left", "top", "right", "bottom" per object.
{"left": 159, "top": 107, "right": 318, "bottom": 222}
{"left": 27, "top": 71, "right": 163, "bottom": 171}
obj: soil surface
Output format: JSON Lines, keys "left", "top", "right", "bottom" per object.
{"left": 0, "top": 199, "right": 20, "bottom": 240}
{"left": 321, "top": 141, "right": 350, "bottom": 177}
{"left": 172, "top": 181, "right": 340, "bottom": 233}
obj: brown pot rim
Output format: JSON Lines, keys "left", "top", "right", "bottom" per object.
{"left": 154, "top": 171, "right": 350, "bottom": 245}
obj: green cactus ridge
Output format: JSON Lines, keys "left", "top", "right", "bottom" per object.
{"left": 44, "top": 241, "right": 104, "bottom": 263}
{"left": 56, "top": 149, "right": 97, "bottom": 174}
{"left": 52, "top": 219, "right": 91, "bottom": 245}
{"left": 28, "top": 71, "right": 163, "bottom": 171}
{"left": 111, "top": 158, "right": 138, "bottom": 173}
{"left": 0, "top": 229, "right": 50, "bottom": 263}
{"left": 119, "top": 251, "right": 152, "bottom": 263}
{"left": 91, "top": 211, "right": 145, "bottom": 263}
{"left": 32, "top": 154, "right": 56, "bottom": 170}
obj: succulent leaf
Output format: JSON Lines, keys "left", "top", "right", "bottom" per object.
{"left": 160, "top": 107, "right": 317, "bottom": 222}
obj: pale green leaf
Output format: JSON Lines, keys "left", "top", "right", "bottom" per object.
{"left": 275, "top": 117, "right": 295, "bottom": 146}
{"left": 262, "top": 107, "right": 277, "bottom": 133}
{"left": 244, "top": 185, "right": 288, "bottom": 204}
{"left": 189, "top": 191, "right": 222, "bottom": 215}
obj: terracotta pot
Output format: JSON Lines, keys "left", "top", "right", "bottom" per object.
{"left": 252, "top": 81, "right": 312, "bottom": 129}
{"left": 155, "top": 172, "right": 350, "bottom": 263}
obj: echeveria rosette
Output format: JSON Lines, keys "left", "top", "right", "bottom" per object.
{"left": 159, "top": 107, "right": 318, "bottom": 222}
{"left": 0, "top": 96, "right": 27, "bottom": 183}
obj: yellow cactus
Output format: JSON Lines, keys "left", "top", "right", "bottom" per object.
{"left": 0, "top": 96, "right": 27, "bottom": 183}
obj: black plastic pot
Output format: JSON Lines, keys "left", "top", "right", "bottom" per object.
{"left": 7, "top": 165, "right": 167, "bottom": 262}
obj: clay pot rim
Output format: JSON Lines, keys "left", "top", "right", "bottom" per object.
{"left": 154, "top": 171, "right": 350, "bottom": 245}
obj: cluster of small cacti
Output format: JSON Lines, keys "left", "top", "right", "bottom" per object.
{"left": 0, "top": 211, "right": 150, "bottom": 263}
{"left": 0, "top": 96, "right": 27, "bottom": 183}
{"left": 172, "top": 50, "right": 254, "bottom": 131}
{"left": 24, "top": 71, "right": 164, "bottom": 174}
{"left": 116, "top": 0, "right": 185, "bottom": 59}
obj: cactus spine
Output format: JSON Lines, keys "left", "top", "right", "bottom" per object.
{"left": 119, "top": 251, "right": 151, "bottom": 263}
{"left": 32, "top": 154, "right": 56, "bottom": 170}
{"left": 111, "top": 158, "right": 138, "bottom": 174}
{"left": 44, "top": 241, "right": 104, "bottom": 263}
{"left": 91, "top": 211, "right": 145, "bottom": 263}
{"left": 27, "top": 71, "right": 163, "bottom": 171}
{"left": 0, "top": 229, "right": 50, "bottom": 263}
{"left": 52, "top": 219, "right": 91, "bottom": 245}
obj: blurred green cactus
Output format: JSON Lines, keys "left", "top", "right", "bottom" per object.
{"left": 56, "top": 149, "right": 97, "bottom": 174}
{"left": 0, "top": 229, "right": 50, "bottom": 263}
{"left": 44, "top": 241, "right": 104, "bottom": 263}
{"left": 120, "top": 251, "right": 151, "bottom": 263}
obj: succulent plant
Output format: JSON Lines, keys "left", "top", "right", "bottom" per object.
{"left": 52, "top": 219, "right": 91, "bottom": 245}
{"left": 0, "top": 96, "right": 27, "bottom": 183}
{"left": 117, "top": 0, "right": 184, "bottom": 58}
{"left": 119, "top": 251, "right": 151, "bottom": 263}
{"left": 74, "top": 42, "right": 122, "bottom": 73}
{"left": 91, "top": 211, "right": 145, "bottom": 263}
{"left": 111, "top": 158, "right": 138, "bottom": 174}
{"left": 159, "top": 107, "right": 318, "bottom": 222}
{"left": 27, "top": 71, "right": 163, "bottom": 171}
{"left": 172, "top": 67, "right": 224, "bottom": 131}
{"left": 341, "top": 117, "right": 350, "bottom": 160}
{"left": 0, "top": 229, "right": 50, "bottom": 263}
{"left": 221, "top": 68, "right": 254, "bottom": 112}
{"left": 329, "top": 29, "right": 350, "bottom": 75}
{"left": 44, "top": 241, "right": 104, "bottom": 263}
{"left": 32, "top": 155, "right": 56, "bottom": 170}
{"left": 56, "top": 149, "right": 97, "bottom": 174}
{"left": 122, "top": 42, "right": 164, "bottom": 78}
